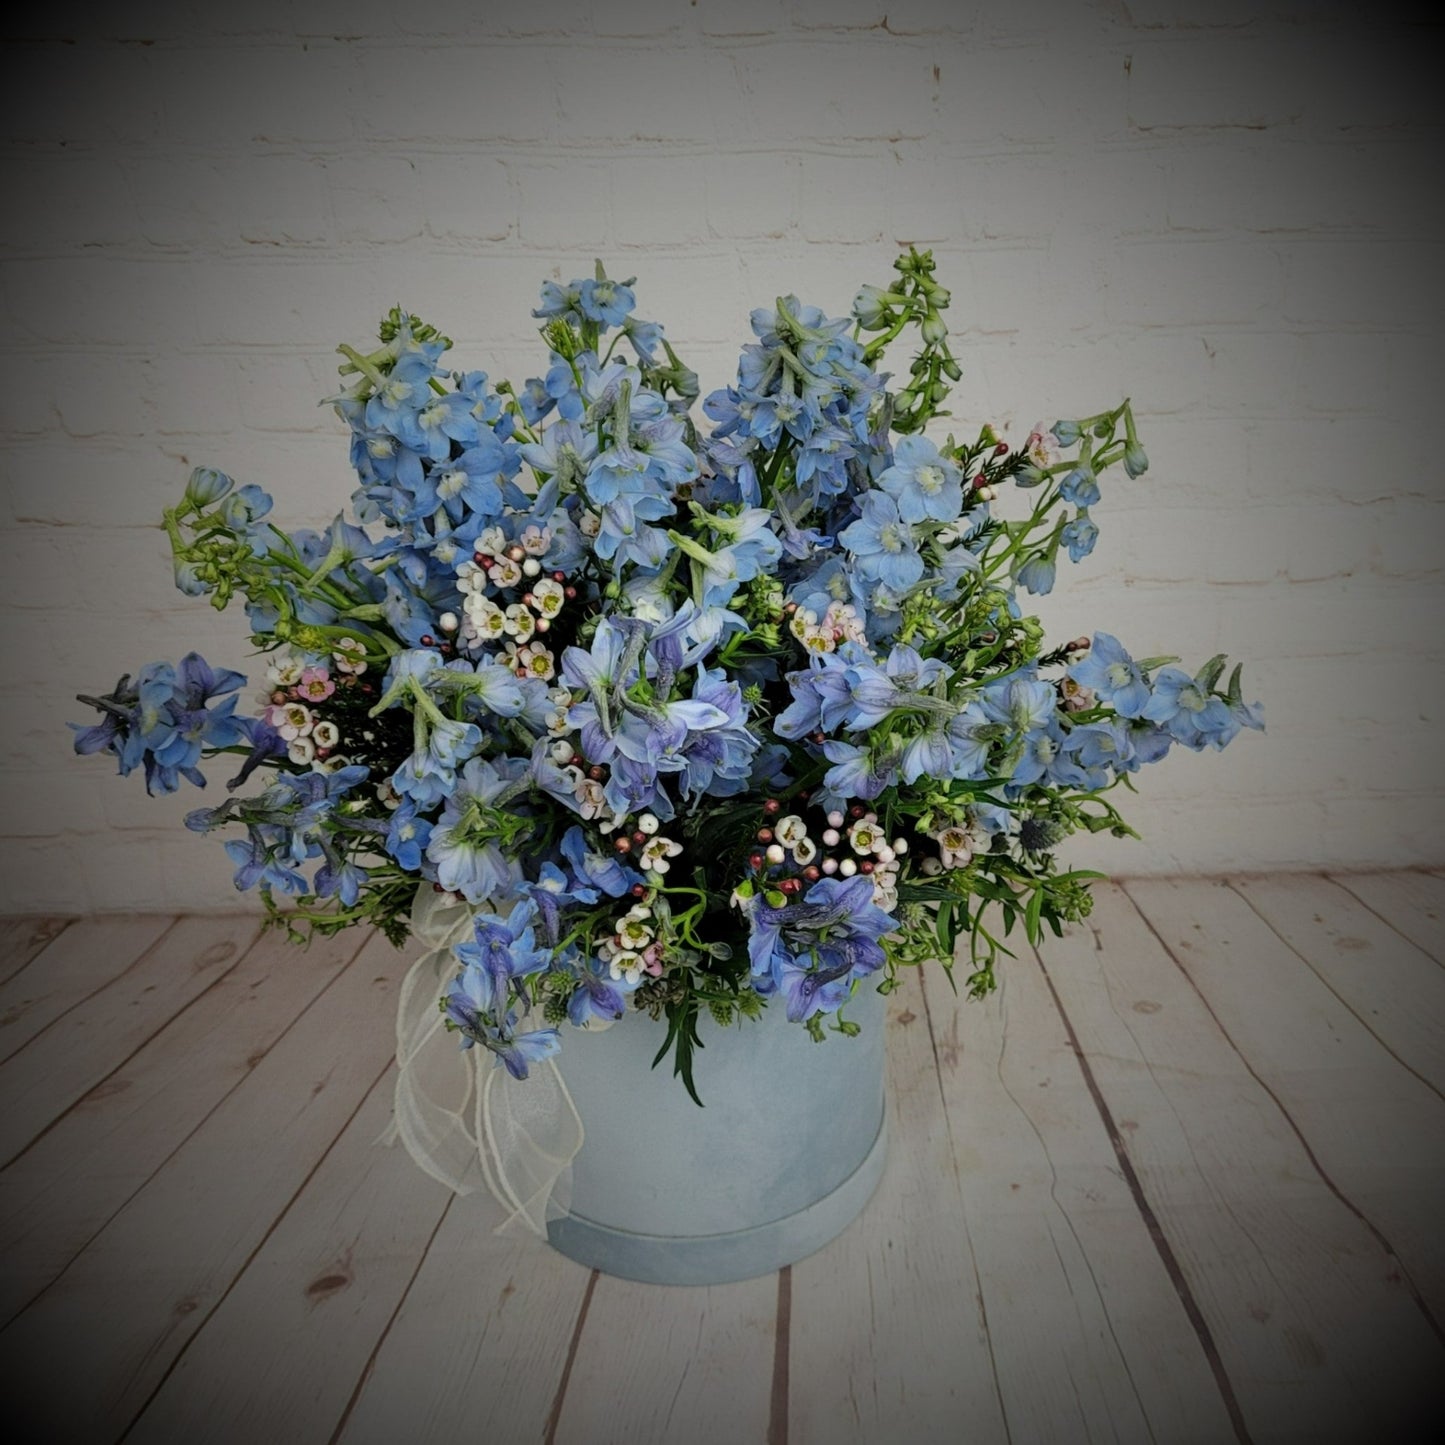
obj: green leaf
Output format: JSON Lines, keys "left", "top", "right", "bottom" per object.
{"left": 1025, "top": 883, "right": 1044, "bottom": 945}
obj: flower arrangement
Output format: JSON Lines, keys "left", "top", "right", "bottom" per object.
{"left": 72, "top": 249, "right": 1261, "bottom": 1102}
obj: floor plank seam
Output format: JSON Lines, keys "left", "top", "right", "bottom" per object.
{"left": 0, "top": 918, "right": 75, "bottom": 989}
{"left": 0, "top": 915, "right": 186, "bottom": 1070}
{"left": 1224, "top": 880, "right": 1445, "bottom": 1106}
{"left": 1321, "top": 873, "right": 1445, "bottom": 967}
{"left": 326, "top": 1191, "right": 457, "bottom": 1445}
{"left": 0, "top": 923, "right": 265, "bottom": 1173}
{"left": 542, "top": 1267, "right": 599, "bottom": 1445}
{"left": 1121, "top": 882, "right": 1445, "bottom": 1352}
{"left": 1031, "top": 945, "right": 1256, "bottom": 1445}
{"left": 767, "top": 1266, "right": 790, "bottom": 1445}
{"left": 0, "top": 933, "right": 377, "bottom": 1334}
{"left": 918, "top": 969, "right": 1016, "bottom": 1445}
{"left": 115, "top": 1052, "right": 399, "bottom": 1443}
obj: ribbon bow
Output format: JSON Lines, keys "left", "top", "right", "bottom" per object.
{"left": 381, "top": 885, "right": 584, "bottom": 1235}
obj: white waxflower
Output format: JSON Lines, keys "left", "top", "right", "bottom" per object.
{"left": 578, "top": 510, "right": 602, "bottom": 539}
{"left": 789, "top": 608, "right": 817, "bottom": 640}
{"left": 549, "top": 740, "right": 576, "bottom": 765}
{"left": 608, "top": 951, "right": 645, "bottom": 986}
{"left": 792, "top": 837, "right": 818, "bottom": 866}
{"left": 287, "top": 736, "right": 316, "bottom": 765}
{"left": 520, "top": 524, "right": 552, "bottom": 557}
{"left": 637, "top": 813, "right": 660, "bottom": 836}
{"left": 824, "top": 601, "right": 868, "bottom": 646}
{"left": 311, "top": 720, "right": 340, "bottom": 749}
{"left": 463, "top": 595, "right": 507, "bottom": 643}
{"left": 934, "top": 826, "right": 973, "bottom": 870}
{"left": 477, "top": 525, "right": 508, "bottom": 557}
{"left": 575, "top": 778, "right": 608, "bottom": 819}
{"left": 266, "top": 655, "right": 304, "bottom": 687}
{"left": 920, "top": 856, "right": 943, "bottom": 876}
{"left": 531, "top": 577, "right": 566, "bottom": 618}
{"left": 774, "top": 815, "right": 808, "bottom": 849}
{"left": 454, "top": 559, "right": 488, "bottom": 596}
{"left": 276, "top": 703, "right": 314, "bottom": 740}
{"left": 616, "top": 912, "right": 654, "bottom": 950}
{"left": 331, "top": 637, "right": 367, "bottom": 676}
{"left": 801, "top": 626, "right": 836, "bottom": 654}
{"left": 375, "top": 780, "right": 402, "bottom": 811}
{"left": 516, "top": 642, "right": 556, "bottom": 681}
{"left": 489, "top": 557, "right": 524, "bottom": 589}
{"left": 848, "top": 817, "right": 883, "bottom": 855}
{"left": 315, "top": 752, "right": 351, "bottom": 774}
{"left": 503, "top": 603, "right": 536, "bottom": 641}
{"left": 640, "top": 835, "right": 684, "bottom": 874}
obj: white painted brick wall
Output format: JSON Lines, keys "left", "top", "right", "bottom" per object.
{"left": 2, "top": 0, "right": 1441, "bottom": 915}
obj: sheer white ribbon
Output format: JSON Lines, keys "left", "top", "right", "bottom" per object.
{"left": 378, "top": 885, "right": 585, "bottom": 1235}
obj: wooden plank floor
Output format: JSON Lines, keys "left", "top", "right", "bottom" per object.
{"left": 0, "top": 871, "right": 1442, "bottom": 1443}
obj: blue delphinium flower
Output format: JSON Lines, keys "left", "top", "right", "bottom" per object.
{"left": 1142, "top": 668, "right": 1236, "bottom": 750}
{"left": 1069, "top": 633, "right": 1151, "bottom": 718}
{"left": 1059, "top": 464, "right": 1100, "bottom": 508}
{"left": 442, "top": 972, "right": 561, "bottom": 1080}
{"left": 1015, "top": 550, "right": 1057, "bottom": 596}
{"left": 424, "top": 756, "right": 527, "bottom": 903}
{"left": 980, "top": 673, "right": 1056, "bottom": 738}
{"left": 71, "top": 653, "right": 248, "bottom": 796}
{"left": 451, "top": 900, "right": 552, "bottom": 1019}
{"left": 874, "top": 435, "right": 963, "bottom": 523}
{"left": 384, "top": 802, "right": 433, "bottom": 872}
{"left": 746, "top": 875, "right": 895, "bottom": 1021}
{"left": 561, "top": 825, "right": 643, "bottom": 897}
{"left": 1061, "top": 512, "right": 1098, "bottom": 563}
{"left": 838, "top": 492, "right": 924, "bottom": 593}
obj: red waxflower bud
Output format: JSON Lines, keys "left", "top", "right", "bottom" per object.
{"left": 756, "top": 828, "right": 773, "bottom": 844}
{"left": 803, "top": 865, "right": 821, "bottom": 882}
{"left": 849, "top": 804, "right": 865, "bottom": 818}
{"left": 859, "top": 860, "right": 875, "bottom": 874}
{"left": 630, "top": 883, "right": 647, "bottom": 898}
{"left": 633, "top": 830, "right": 647, "bottom": 845}
{"left": 614, "top": 836, "right": 632, "bottom": 854}
{"left": 780, "top": 878, "right": 801, "bottom": 895}
{"left": 762, "top": 798, "right": 782, "bottom": 815}
{"left": 588, "top": 765, "right": 605, "bottom": 781}
{"left": 748, "top": 852, "right": 764, "bottom": 870}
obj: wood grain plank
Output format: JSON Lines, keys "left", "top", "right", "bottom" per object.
{"left": 1127, "top": 876, "right": 1445, "bottom": 1329}
{"left": 789, "top": 976, "right": 1010, "bottom": 1445}
{"left": 924, "top": 946, "right": 1241, "bottom": 1444}
{"left": 1055, "top": 881, "right": 1443, "bottom": 1440}
{"left": 1327, "top": 870, "right": 1445, "bottom": 966}
{"left": 0, "top": 925, "right": 366, "bottom": 1325}
{"left": 1231, "top": 874, "right": 1445, "bottom": 1099}
{"left": 0, "top": 915, "right": 262, "bottom": 1167}
{"left": 125, "top": 1066, "right": 452, "bottom": 1445}
{"left": 334, "top": 1195, "right": 592, "bottom": 1445}
{"left": 1, "top": 930, "right": 411, "bottom": 1443}
{"left": 552, "top": 1272, "right": 777, "bottom": 1445}
{"left": 0, "top": 917, "right": 72, "bottom": 987}
{"left": 0, "top": 915, "right": 175, "bottom": 1065}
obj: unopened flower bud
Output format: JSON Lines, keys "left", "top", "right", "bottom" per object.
{"left": 184, "top": 466, "right": 234, "bottom": 507}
